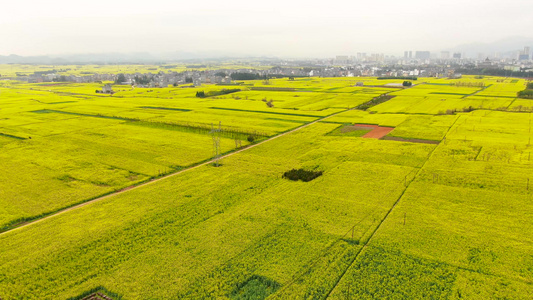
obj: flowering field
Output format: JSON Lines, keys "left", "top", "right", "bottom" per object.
{"left": 0, "top": 74, "right": 532, "bottom": 299}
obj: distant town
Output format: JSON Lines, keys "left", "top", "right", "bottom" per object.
{"left": 2, "top": 46, "right": 532, "bottom": 87}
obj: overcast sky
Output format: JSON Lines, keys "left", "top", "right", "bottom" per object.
{"left": 1, "top": 0, "right": 532, "bottom": 57}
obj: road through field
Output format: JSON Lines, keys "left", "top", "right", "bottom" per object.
{"left": 0, "top": 108, "right": 350, "bottom": 236}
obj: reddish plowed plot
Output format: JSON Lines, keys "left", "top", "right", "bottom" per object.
{"left": 355, "top": 124, "right": 394, "bottom": 139}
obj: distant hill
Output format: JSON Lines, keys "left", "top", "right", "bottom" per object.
{"left": 0, "top": 51, "right": 243, "bottom": 64}
{"left": 449, "top": 36, "right": 533, "bottom": 58}
{"left": 0, "top": 52, "right": 161, "bottom": 64}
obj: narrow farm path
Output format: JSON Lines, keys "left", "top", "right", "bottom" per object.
{"left": 462, "top": 83, "right": 493, "bottom": 98}
{"left": 323, "top": 114, "right": 461, "bottom": 299}
{"left": 0, "top": 108, "right": 350, "bottom": 236}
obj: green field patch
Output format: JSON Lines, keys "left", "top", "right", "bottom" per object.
{"left": 0, "top": 132, "right": 27, "bottom": 140}
{"left": 430, "top": 92, "right": 470, "bottom": 96}
{"left": 67, "top": 286, "right": 122, "bottom": 300}
{"left": 139, "top": 106, "right": 192, "bottom": 112}
{"left": 356, "top": 95, "right": 395, "bottom": 110}
{"left": 31, "top": 109, "right": 54, "bottom": 113}
{"left": 474, "top": 95, "right": 516, "bottom": 99}
{"left": 230, "top": 275, "right": 280, "bottom": 300}
{"left": 250, "top": 87, "right": 296, "bottom": 91}
{"left": 326, "top": 124, "right": 372, "bottom": 137}
{"left": 381, "top": 136, "right": 440, "bottom": 144}
{"left": 330, "top": 246, "right": 457, "bottom": 299}
{"left": 264, "top": 117, "right": 308, "bottom": 124}
{"left": 30, "top": 109, "right": 134, "bottom": 121}
{"left": 56, "top": 174, "right": 77, "bottom": 182}
{"left": 319, "top": 120, "right": 349, "bottom": 125}
{"left": 52, "top": 101, "right": 77, "bottom": 104}
{"left": 209, "top": 107, "right": 322, "bottom": 118}
{"left": 126, "top": 120, "right": 267, "bottom": 140}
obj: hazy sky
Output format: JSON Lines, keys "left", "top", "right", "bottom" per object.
{"left": 1, "top": 0, "right": 532, "bottom": 57}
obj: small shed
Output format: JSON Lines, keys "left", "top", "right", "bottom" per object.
{"left": 102, "top": 84, "right": 113, "bottom": 94}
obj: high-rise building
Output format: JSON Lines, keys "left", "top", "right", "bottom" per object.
{"left": 453, "top": 52, "right": 462, "bottom": 59}
{"left": 369, "top": 53, "right": 384, "bottom": 62}
{"left": 404, "top": 51, "right": 409, "bottom": 58}
{"left": 440, "top": 51, "right": 450, "bottom": 59}
{"left": 519, "top": 46, "right": 530, "bottom": 60}
{"left": 335, "top": 55, "right": 350, "bottom": 64}
{"left": 415, "top": 51, "right": 430, "bottom": 60}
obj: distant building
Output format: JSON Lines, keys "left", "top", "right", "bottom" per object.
{"left": 450, "top": 73, "right": 462, "bottom": 79}
{"left": 369, "top": 53, "right": 384, "bottom": 62}
{"left": 101, "top": 84, "right": 113, "bottom": 94}
{"left": 453, "top": 52, "right": 462, "bottom": 59}
{"left": 519, "top": 46, "right": 530, "bottom": 60}
{"left": 415, "top": 51, "right": 430, "bottom": 60}
{"left": 440, "top": 51, "right": 450, "bottom": 59}
{"left": 356, "top": 52, "right": 367, "bottom": 61}
{"left": 335, "top": 55, "right": 350, "bottom": 64}
{"left": 478, "top": 57, "right": 493, "bottom": 68}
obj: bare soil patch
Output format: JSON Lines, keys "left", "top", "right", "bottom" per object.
{"left": 359, "top": 125, "right": 394, "bottom": 139}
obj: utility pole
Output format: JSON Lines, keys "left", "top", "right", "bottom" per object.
{"left": 210, "top": 121, "right": 222, "bottom": 167}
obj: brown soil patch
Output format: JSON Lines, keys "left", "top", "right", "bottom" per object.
{"left": 356, "top": 124, "right": 394, "bottom": 139}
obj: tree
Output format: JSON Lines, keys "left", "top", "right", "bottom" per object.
{"left": 115, "top": 73, "right": 126, "bottom": 84}
{"left": 230, "top": 73, "right": 262, "bottom": 80}
{"left": 134, "top": 75, "right": 151, "bottom": 85}
{"left": 196, "top": 91, "right": 205, "bottom": 98}
{"left": 53, "top": 75, "right": 68, "bottom": 82}
{"left": 403, "top": 81, "right": 412, "bottom": 87}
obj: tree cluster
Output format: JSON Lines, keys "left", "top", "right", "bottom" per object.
{"left": 517, "top": 82, "right": 533, "bottom": 99}
{"left": 230, "top": 73, "right": 266, "bottom": 80}
{"left": 52, "top": 75, "right": 68, "bottom": 82}
{"left": 378, "top": 76, "right": 417, "bottom": 80}
{"left": 134, "top": 75, "right": 152, "bottom": 85}
{"left": 282, "top": 169, "right": 323, "bottom": 182}
{"left": 518, "top": 90, "right": 533, "bottom": 99}
{"left": 456, "top": 68, "right": 533, "bottom": 78}
{"left": 196, "top": 89, "right": 241, "bottom": 98}
{"left": 114, "top": 73, "right": 126, "bottom": 84}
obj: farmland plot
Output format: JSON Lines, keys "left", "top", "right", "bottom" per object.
{"left": 1, "top": 74, "right": 532, "bottom": 299}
